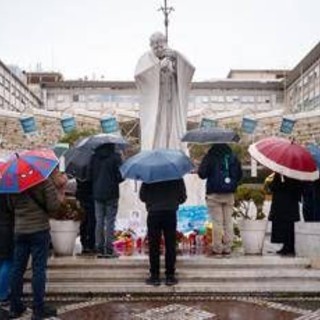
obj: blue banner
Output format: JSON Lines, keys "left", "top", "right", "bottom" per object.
{"left": 280, "top": 117, "right": 295, "bottom": 134}
{"left": 242, "top": 117, "right": 257, "bottom": 134}
{"left": 100, "top": 116, "right": 119, "bottom": 133}
{"left": 61, "top": 116, "right": 76, "bottom": 133}
{"left": 200, "top": 118, "right": 217, "bottom": 128}
{"left": 19, "top": 116, "right": 37, "bottom": 134}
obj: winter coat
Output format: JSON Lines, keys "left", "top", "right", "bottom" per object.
{"left": 302, "top": 179, "right": 320, "bottom": 222}
{"left": 12, "top": 178, "right": 61, "bottom": 234}
{"left": 0, "top": 195, "right": 14, "bottom": 259}
{"left": 198, "top": 144, "right": 242, "bottom": 194}
{"left": 269, "top": 173, "right": 303, "bottom": 222}
{"left": 91, "top": 145, "right": 124, "bottom": 202}
{"left": 76, "top": 179, "right": 93, "bottom": 200}
{"left": 139, "top": 179, "right": 187, "bottom": 213}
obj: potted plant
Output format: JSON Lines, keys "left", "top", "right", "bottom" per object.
{"left": 50, "top": 196, "right": 83, "bottom": 256}
{"left": 233, "top": 185, "right": 268, "bottom": 255}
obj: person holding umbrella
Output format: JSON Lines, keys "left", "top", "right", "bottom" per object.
{"left": 0, "top": 194, "right": 14, "bottom": 308}
{"left": 140, "top": 179, "right": 187, "bottom": 286}
{"left": 248, "top": 137, "right": 319, "bottom": 256}
{"left": 0, "top": 150, "right": 62, "bottom": 320}
{"left": 121, "top": 149, "right": 193, "bottom": 285}
{"left": 90, "top": 144, "right": 124, "bottom": 259}
{"left": 198, "top": 144, "right": 242, "bottom": 255}
{"left": 268, "top": 173, "right": 303, "bottom": 255}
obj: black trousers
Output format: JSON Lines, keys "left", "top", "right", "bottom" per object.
{"left": 79, "top": 197, "right": 96, "bottom": 250}
{"left": 271, "top": 221, "right": 295, "bottom": 252}
{"left": 147, "top": 210, "right": 177, "bottom": 277}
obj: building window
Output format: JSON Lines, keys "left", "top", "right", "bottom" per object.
{"left": 241, "top": 96, "right": 254, "bottom": 103}
{"left": 72, "top": 94, "right": 79, "bottom": 102}
{"left": 57, "top": 95, "right": 65, "bottom": 102}
{"left": 4, "top": 79, "right": 10, "bottom": 90}
{"left": 202, "top": 96, "right": 209, "bottom": 103}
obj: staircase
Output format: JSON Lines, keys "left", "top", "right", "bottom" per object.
{"left": 24, "top": 255, "right": 320, "bottom": 295}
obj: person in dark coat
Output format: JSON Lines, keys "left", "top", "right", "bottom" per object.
{"left": 0, "top": 194, "right": 14, "bottom": 305}
{"left": 76, "top": 179, "right": 96, "bottom": 254}
{"left": 302, "top": 179, "right": 320, "bottom": 222}
{"left": 140, "top": 179, "right": 187, "bottom": 286}
{"left": 198, "top": 144, "right": 242, "bottom": 255}
{"left": 90, "top": 144, "right": 123, "bottom": 258}
{"left": 9, "top": 178, "right": 61, "bottom": 320}
{"left": 269, "top": 173, "right": 303, "bottom": 255}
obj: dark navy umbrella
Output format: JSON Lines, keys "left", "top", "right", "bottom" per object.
{"left": 307, "top": 144, "right": 320, "bottom": 169}
{"left": 181, "top": 127, "right": 240, "bottom": 144}
{"left": 120, "top": 149, "right": 194, "bottom": 183}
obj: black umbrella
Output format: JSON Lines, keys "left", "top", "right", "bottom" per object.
{"left": 65, "top": 133, "right": 128, "bottom": 180}
{"left": 76, "top": 133, "right": 128, "bottom": 149}
{"left": 181, "top": 127, "right": 240, "bottom": 144}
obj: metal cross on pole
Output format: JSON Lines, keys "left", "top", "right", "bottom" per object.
{"left": 159, "top": 0, "right": 174, "bottom": 43}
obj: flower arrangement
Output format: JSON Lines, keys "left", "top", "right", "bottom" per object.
{"left": 54, "top": 196, "right": 84, "bottom": 221}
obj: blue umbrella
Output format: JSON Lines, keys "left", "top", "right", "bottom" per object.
{"left": 181, "top": 127, "right": 240, "bottom": 144}
{"left": 120, "top": 149, "right": 194, "bottom": 183}
{"left": 307, "top": 144, "right": 320, "bottom": 169}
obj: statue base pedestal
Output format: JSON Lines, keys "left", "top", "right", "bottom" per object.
{"left": 117, "top": 174, "right": 206, "bottom": 233}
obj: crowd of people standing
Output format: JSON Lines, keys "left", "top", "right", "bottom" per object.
{"left": 0, "top": 140, "right": 319, "bottom": 319}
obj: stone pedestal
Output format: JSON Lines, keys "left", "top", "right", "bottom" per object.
{"left": 117, "top": 174, "right": 206, "bottom": 232}
{"left": 295, "top": 222, "right": 320, "bottom": 260}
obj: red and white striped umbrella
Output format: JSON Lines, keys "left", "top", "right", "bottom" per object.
{"left": 248, "top": 137, "right": 319, "bottom": 181}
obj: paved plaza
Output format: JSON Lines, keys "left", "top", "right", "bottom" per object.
{"left": 3, "top": 295, "right": 320, "bottom": 320}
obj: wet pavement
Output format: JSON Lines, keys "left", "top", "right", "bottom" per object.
{"left": 3, "top": 295, "right": 320, "bottom": 320}
{"left": 50, "top": 295, "right": 320, "bottom": 320}
{"left": 59, "top": 300, "right": 298, "bottom": 320}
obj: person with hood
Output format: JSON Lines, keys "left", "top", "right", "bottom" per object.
{"left": 198, "top": 144, "right": 242, "bottom": 255}
{"left": 139, "top": 178, "right": 187, "bottom": 286}
{"left": 0, "top": 194, "right": 14, "bottom": 306}
{"left": 90, "top": 144, "right": 123, "bottom": 258}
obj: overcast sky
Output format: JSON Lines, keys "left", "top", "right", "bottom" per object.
{"left": 0, "top": 0, "right": 319, "bottom": 81}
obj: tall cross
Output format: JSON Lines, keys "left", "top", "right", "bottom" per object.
{"left": 159, "top": 0, "right": 174, "bottom": 43}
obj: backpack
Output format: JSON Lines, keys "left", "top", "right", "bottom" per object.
{"left": 206, "top": 153, "right": 241, "bottom": 194}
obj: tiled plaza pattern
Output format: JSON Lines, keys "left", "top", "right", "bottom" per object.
{"left": 5, "top": 296, "right": 320, "bottom": 320}
{"left": 133, "top": 304, "right": 216, "bottom": 320}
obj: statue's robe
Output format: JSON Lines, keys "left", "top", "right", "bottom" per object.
{"left": 135, "top": 50, "right": 195, "bottom": 151}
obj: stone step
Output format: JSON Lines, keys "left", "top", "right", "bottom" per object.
{"left": 23, "top": 255, "right": 318, "bottom": 295}
{"left": 46, "top": 255, "right": 311, "bottom": 270}
{"left": 25, "top": 268, "right": 320, "bottom": 283}
{"left": 24, "top": 279, "right": 320, "bottom": 294}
